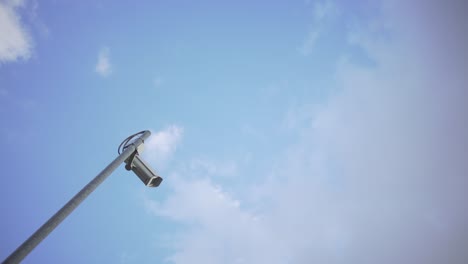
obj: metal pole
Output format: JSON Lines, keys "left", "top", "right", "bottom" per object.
{"left": 3, "top": 131, "right": 151, "bottom": 264}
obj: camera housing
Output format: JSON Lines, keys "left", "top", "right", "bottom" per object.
{"left": 125, "top": 154, "right": 162, "bottom": 187}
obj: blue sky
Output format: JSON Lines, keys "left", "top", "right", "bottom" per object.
{"left": 1, "top": 0, "right": 467, "bottom": 263}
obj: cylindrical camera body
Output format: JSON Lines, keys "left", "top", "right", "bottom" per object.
{"left": 127, "top": 154, "right": 163, "bottom": 187}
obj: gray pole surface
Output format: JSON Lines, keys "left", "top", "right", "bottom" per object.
{"left": 2, "top": 131, "right": 151, "bottom": 264}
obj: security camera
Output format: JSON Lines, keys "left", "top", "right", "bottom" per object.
{"left": 125, "top": 154, "right": 163, "bottom": 187}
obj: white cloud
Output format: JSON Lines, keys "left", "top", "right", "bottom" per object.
{"left": 189, "top": 158, "right": 238, "bottom": 177}
{"left": 299, "top": 0, "right": 337, "bottom": 55}
{"left": 0, "top": 0, "right": 32, "bottom": 63}
{"left": 28, "top": 0, "right": 49, "bottom": 38}
{"left": 142, "top": 125, "right": 183, "bottom": 167}
{"left": 145, "top": 175, "right": 284, "bottom": 263}
{"left": 95, "top": 47, "right": 112, "bottom": 76}
{"left": 146, "top": 1, "right": 468, "bottom": 263}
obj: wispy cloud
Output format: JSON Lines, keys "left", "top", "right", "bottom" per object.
{"left": 144, "top": 175, "right": 275, "bottom": 263}
{"left": 95, "top": 47, "right": 112, "bottom": 77}
{"left": 189, "top": 158, "right": 238, "bottom": 178}
{"left": 0, "top": 0, "right": 32, "bottom": 63}
{"left": 28, "top": 0, "right": 49, "bottom": 38}
{"left": 146, "top": 1, "right": 468, "bottom": 263}
{"left": 142, "top": 125, "right": 183, "bottom": 167}
{"left": 299, "top": 0, "right": 337, "bottom": 55}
